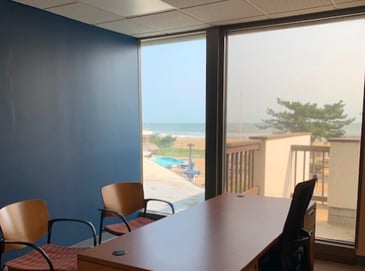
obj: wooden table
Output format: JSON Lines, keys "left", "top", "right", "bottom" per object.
{"left": 78, "top": 194, "right": 291, "bottom": 271}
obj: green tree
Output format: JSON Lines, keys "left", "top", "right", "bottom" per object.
{"left": 149, "top": 134, "right": 177, "bottom": 148}
{"left": 257, "top": 98, "right": 355, "bottom": 141}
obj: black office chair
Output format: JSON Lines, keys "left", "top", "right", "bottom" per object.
{"left": 260, "top": 175, "right": 317, "bottom": 271}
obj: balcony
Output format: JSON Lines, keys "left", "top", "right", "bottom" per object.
{"left": 225, "top": 133, "right": 359, "bottom": 243}
{"left": 143, "top": 133, "right": 359, "bottom": 243}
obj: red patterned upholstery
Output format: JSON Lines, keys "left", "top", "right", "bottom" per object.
{"left": 105, "top": 216, "right": 154, "bottom": 236}
{"left": 5, "top": 244, "right": 87, "bottom": 271}
{"left": 99, "top": 182, "right": 175, "bottom": 244}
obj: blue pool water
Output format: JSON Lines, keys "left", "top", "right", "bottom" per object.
{"left": 152, "top": 157, "right": 186, "bottom": 169}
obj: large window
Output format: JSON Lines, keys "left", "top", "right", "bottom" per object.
{"left": 140, "top": 35, "right": 206, "bottom": 212}
{"left": 225, "top": 17, "right": 365, "bottom": 243}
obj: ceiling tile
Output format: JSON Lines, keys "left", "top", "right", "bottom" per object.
{"left": 48, "top": 2, "right": 122, "bottom": 24}
{"left": 182, "top": 0, "right": 264, "bottom": 23}
{"left": 250, "top": 0, "right": 334, "bottom": 15}
{"left": 13, "top": 0, "right": 75, "bottom": 9}
{"left": 12, "top": 0, "right": 364, "bottom": 39}
{"left": 97, "top": 19, "right": 157, "bottom": 36}
{"left": 161, "top": 0, "right": 226, "bottom": 9}
{"left": 211, "top": 14, "right": 268, "bottom": 25}
{"left": 164, "top": 23, "right": 211, "bottom": 34}
{"left": 134, "top": 31, "right": 168, "bottom": 38}
{"left": 129, "top": 10, "right": 206, "bottom": 31}
{"left": 79, "top": 0, "right": 175, "bottom": 18}
{"left": 332, "top": 0, "right": 365, "bottom": 8}
{"left": 266, "top": 7, "right": 336, "bottom": 18}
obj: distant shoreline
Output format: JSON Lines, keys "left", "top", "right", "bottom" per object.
{"left": 144, "top": 122, "right": 362, "bottom": 139}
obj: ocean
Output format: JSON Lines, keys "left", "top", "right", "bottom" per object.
{"left": 143, "top": 123, "right": 205, "bottom": 138}
{"left": 143, "top": 122, "right": 362, "bottom": 138}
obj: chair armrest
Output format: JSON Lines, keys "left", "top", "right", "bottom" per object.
{"left": 1, "top": 240, "right": 54, "bottom": 271}
{"left": 98, "top": 208, "right": 131, "bottom": 232}
{"left": 144, "top": 198, "right": 175, "bottom": 215}
{"left": 290, "top": 228, "right": 311, "bottom": 248}
{"left": 298, "top": 227, "right": 311, "bottom": 242}
{"left": 48, "top": 218, "right": 97, "bottom": 246}
{"left": 288, "top": 228, "right": 311, "bottom": 267}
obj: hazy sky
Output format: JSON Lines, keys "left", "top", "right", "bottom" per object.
{"left": 227, "top": 17, "right": 365, "bottom": 124}
{"left": 141, "top": 17, "right": 365, "bottom": 124}
{"left": 141, "top": 38, "right": 206, "bottom": 124}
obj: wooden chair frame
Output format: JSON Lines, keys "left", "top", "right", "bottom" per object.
{"left": 0, "top": 199, "right": 97, "bottom": 271}
{"left": 98, "top": 182, "right": 175, "bottom": 244}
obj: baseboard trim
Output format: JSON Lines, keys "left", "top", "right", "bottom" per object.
{"left": 315, "top": 240, "right": 356, "bottom": 264}
{"left": 356, "top": 255, "right": 365, "bottom": 265}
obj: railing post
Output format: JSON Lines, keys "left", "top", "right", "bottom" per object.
{"left": 225, "top": 140, "right": 260, "bottom": 193}
{"left": 291, "top": 144, "right": 330, "bottom": 202}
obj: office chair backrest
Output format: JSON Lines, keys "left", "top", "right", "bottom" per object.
{"left": 282, "top": 176, "right": 317, "bottom": 242}
{"left": 0, "top": 199, "right": 49, "bottom": 250}
{"left": 101, "top": 182, "right": 145, "bottom": 217}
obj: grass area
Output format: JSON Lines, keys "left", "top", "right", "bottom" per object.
{"left": 153, "top": 148, "right": 205, "bottom": 159}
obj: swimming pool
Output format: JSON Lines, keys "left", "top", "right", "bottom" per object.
{"left": 152, "top": 156, "right": 186, "bottom": 169}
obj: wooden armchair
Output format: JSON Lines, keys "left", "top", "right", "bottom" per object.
{"left": 98, "top": 182, "right": 175, "bottom": 244}
{"left": 0, "top": 199, "right": 97, "bottom": 271}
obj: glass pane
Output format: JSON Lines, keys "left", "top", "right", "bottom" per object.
{"left": 226, "top": 17, "right": 365, "bottom": 243}
{"left": 141, "top": 35, "right": 206, "bottom": 212}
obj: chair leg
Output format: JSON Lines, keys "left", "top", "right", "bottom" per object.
{"left": 98, "top": 215, "right": 104, "bottom": 244}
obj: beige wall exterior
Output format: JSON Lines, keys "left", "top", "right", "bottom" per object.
{"left": 251, "top": 133, "right": 311, "bottom": 198}
{"left": 328, "top": 139, "right": 360, "bottom": 210}
{"left": 249, "top": 134, "right": 365, "bottom": 256}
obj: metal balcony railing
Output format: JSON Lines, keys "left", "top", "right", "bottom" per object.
{"left": 225, "top": 139, "right": 330, "bottom": 202}
{"left": 291, "top": 144, "right": 330, "bottom": 202}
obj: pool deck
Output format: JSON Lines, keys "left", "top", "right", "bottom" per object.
{"left": 143, "top": 157, "right": 204, "bottom": 212}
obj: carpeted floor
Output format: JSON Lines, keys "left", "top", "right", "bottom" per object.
{"left": 315, "top": 260, "right": 365, "bottom": 271}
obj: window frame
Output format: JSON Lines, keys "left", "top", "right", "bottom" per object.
{"left": 205, "top": 7, "right": 365, "bottom": 263}
{"left": 138, "top": 5, "right": 365, "bottom": 263}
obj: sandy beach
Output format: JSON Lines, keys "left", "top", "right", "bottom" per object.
{"left": 173, "top": 136, "right": 205, "bottom": 150}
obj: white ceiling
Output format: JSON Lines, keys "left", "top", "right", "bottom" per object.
{"left": 13, "top": 0, "right": 365, "bottom": 38}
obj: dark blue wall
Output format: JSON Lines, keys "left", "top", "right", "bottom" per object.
{"left": 0, "top": 0, "right": 141, "bottom": 249}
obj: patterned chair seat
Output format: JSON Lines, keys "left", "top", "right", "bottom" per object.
{"left": 104, "top": 216, "right": 154, "bottom": 236}
{"left": 5, "top": 244, "right": 87, "bottom": 271}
